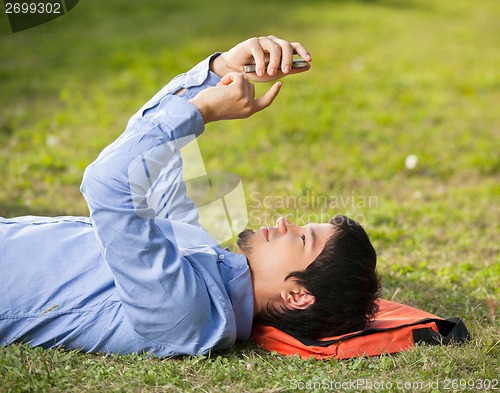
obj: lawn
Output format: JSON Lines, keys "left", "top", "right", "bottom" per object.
{"left": 1, "top": 0, "right": 499, "bottom": 391}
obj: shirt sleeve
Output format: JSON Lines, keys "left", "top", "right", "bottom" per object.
{"left": 98, "top": 53, "right": 222, "bottom": 226}
{"left": 80, "top": 55, "right": 231, "bottom": 352}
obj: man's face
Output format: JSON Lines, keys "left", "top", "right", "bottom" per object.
{"left": 237, "top": 217, "right": 336, "bottom": 313}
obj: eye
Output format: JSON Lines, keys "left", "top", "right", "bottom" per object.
{"left": 301, "top": 234, "right": 306, "bottom": 244}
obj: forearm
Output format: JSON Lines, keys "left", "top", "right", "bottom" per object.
{"left": 81, "top": 95, "right": 204, "bottom": 252}
{"left": 82, "top": 96, "right": 204, "bottom": 214}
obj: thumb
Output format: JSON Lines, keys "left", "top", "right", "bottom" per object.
{"left": 253, "top": 82, "right": 282, "bottom": 113}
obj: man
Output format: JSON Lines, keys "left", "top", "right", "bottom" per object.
{"left": 0, "top": 36, "right": 380, "bottom": 356}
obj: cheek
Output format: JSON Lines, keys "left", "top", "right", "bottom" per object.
{"left": 271, "top": 246, "right": 304, "bottom": 271}
{"left": 252, "top": 238, "right": 305, "bottom": 273}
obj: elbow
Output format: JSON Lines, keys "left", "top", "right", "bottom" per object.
{"left": 80, "top": 163, "right": 105, "bottom": 207}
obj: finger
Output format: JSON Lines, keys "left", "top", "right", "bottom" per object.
{"left": 253, "top": 81, "right": 282, "bottom": 113}
{"left": 238, "top": 76, "right": 255, "bottom": 107}
{"left": 278, "top": 59, "right": 311, "bottom": 78}
{"left": 227, "top": 73, "right": 251, "bottom": 102}
{"left": 245, "top": 38, "right": 267, "bottom": 77}
{"left": 291, "top": 41, "right": 312, "bottom": 62}
{"left": 219, "top": 72, "right": 242, "bottom": 86}
{"left": 231, "top": 73, "right": 247, "bottom": 87}
{"left": 219, "top": 74, "right": 233, "bottom": 86}
{"left": 258, "top": 36, "right": 282, "bottom": 76}
{"left": 267, "top": 35, "right": 295, "bottom": 74}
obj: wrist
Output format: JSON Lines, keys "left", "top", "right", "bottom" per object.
{"left": 189, "top": 96, "right": 212, "bottom": 124}
{"left": 210, "top": 52, "right": 230, "bottom": 78}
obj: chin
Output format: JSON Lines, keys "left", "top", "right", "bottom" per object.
{"left": 236, "top": 228, "right": 254, "bottom": 257}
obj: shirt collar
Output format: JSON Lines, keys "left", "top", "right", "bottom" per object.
{"left": 215, "top": 247, "right": 254, "bottom": 341}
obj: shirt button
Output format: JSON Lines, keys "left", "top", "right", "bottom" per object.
{"left": 219, "top": 254, "right": 225, "bottom": 260}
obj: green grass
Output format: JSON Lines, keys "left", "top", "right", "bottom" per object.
{"left": 1, "top": 0, "right": 499, "bottom": 391}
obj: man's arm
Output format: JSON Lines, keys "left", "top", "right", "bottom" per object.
{"left": 80, "top": 36, "right": 311, "bottom": 353}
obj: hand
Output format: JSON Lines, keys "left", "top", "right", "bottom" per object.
{"left": 211, "top": 35, "right": 312, "bottom": 82}
{"left": 190, "top": 73, "right": 282, "bottom": 123}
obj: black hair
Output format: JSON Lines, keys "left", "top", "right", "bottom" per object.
{"left": 254, "top": 214, "right": 381, "bottom": 339}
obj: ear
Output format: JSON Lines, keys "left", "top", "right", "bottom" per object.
{"left": 280, "top": 286, "right": 316, "bottom": 311}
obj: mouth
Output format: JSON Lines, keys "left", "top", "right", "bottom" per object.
{"left": 259, "top": 226, "right": 269, "bottom": 241}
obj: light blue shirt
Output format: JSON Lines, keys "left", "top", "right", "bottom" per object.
{"left": 0, "top": 54, "right": 254, "bottom": 356}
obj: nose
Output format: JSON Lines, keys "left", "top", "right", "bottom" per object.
{"left": 276, "top": 217, "right": 299, "bottom": 234}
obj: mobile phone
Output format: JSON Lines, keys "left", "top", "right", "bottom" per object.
{"left": 243, "top": 59, "right": 309, "bottom": 73}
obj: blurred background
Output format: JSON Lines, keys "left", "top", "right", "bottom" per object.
{"left": 1, "top": 0, "right": 499, "bottom": 316}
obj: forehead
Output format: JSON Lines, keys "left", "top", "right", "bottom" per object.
{"left": 310, "top": 222, "right": 336, "bottom": 250}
